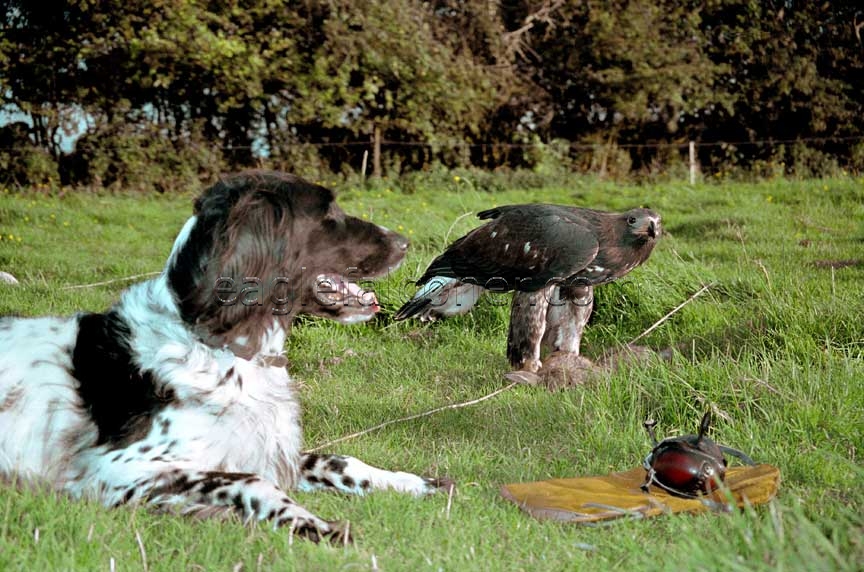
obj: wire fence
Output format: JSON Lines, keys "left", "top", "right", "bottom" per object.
{"left": 1, "top": 134, "right": 864, "bottom": 152}
{"left": 2, "top": 133, "right": 861, "bottom": 188}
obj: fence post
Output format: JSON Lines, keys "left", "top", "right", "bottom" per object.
{"left": 689, "top": 141, "right": 696, "bottom": 185}
{"left": 361, "top": 150, "right": 368, "bottom": 181}
{"left": 372, "top": 124, "right": 382, "bottom": 178}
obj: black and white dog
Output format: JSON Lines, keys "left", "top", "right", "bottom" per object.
{"left": 0, "top": 171, "right": 447, "bottom": 543}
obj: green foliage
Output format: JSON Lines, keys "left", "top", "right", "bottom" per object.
{"left": 308, "top": 0, "right": 499, "bottom": 141}
{"left": 69, "top": 121, "right": 223, "bottom": 192}
{"left": 0, "top": 148, "right": 58, "bottom": 189}
{"left": 850, "top": 143, "right": 864, "bottom": 174}
{"left": 787, "top": 143, "right": 843, "bottom": 180}
{"left": 572, "top": 138, "right": 635, "bottom": 180}
{"left": 1, "top": 1, "right": 863, "bottom": 185}
{"left": 0, "top": 123, "right": 58, "bottom": 188}
{"left": 584, "top": 1, "right": 729, "bottom": 132}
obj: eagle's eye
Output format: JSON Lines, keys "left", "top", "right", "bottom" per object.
{"left": 627, "top": 216, "right": 637, "bottom": 225}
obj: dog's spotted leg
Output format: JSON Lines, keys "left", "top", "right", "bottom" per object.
{"left": 298, "top": 453, "right": 453, "bottom": 496}
{"left": 86, "top": 465, "right": 350, "bottom": 544}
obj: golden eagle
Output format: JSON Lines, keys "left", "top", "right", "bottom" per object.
{"left": 394, "top": 204, "right": 661, "bottom": 371}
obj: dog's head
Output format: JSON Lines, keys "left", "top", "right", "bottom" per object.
{"left": 167, "top": 171, "right": 408, "bottom": 356}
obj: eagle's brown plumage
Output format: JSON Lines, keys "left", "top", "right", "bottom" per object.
{"left": 394, "top": 204, "right": 662, "bottom": 370}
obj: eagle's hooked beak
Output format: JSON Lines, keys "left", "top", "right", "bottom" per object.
{"left": 648, "top": 219, "right": 658, "bottom": 239}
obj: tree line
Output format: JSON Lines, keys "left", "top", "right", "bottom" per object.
{"left": 2, "top": 0, "right": 863, "bottom": 189}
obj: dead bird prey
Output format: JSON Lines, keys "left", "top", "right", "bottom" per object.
{"left": 394, "top": 204, "right": 661, "bottom": 372}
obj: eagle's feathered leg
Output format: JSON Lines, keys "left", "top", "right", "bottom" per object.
{"left": 507, "top": 287, "right": 552, "bottom": 372}
{"left": 542, "top": 283, "right": 594, "bottom": 355}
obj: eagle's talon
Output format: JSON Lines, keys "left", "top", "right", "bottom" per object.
{"left": 523, "top": 358, "right": 543, "bottom": 373}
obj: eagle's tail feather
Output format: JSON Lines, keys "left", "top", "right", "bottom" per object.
{"left": 394, "top": 296, "right": 433, "bottom": 321}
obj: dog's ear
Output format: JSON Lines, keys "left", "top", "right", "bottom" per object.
{"left": 168, "top": 191, "right": 294, "bottom": 357}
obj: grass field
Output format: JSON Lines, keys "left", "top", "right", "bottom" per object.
{"left": 0, "top": 177, "right": 862, "bottom": 571}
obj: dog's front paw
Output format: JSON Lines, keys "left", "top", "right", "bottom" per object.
{"left": 281, "top": 515, "right": 354, "bottom": 544}
{"left": 370, "top": 471, "right": 453, "bottom": 496}
{"left": 322, "top": 520, "right": 354, "bottom": 545}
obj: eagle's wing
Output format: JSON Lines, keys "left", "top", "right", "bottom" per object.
{"left": 417, "top": 205, "right": 599, "bottom": 293}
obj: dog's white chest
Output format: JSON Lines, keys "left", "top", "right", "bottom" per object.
{"left": 125, "top": 361, "right": 302, "bottom": 485}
